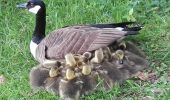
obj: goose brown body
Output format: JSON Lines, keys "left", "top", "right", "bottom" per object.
{"left": 36, "top": 26, "right": 135, "bottom": 63}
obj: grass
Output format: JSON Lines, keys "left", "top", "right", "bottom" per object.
{"left": 0, "top": 0, "right": 170, "bottom": 99}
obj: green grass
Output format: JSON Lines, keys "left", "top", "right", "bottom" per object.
{"left": 0, "top": 0, "right": 170, "bottom": 99}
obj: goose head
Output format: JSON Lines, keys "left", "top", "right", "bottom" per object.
{"left": 17, "top": 0, "right": 45, "bottom": 14}
{"left": 17, "top": 0, "right": 46, "bottom": 59}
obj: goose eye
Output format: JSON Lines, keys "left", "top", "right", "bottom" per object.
{"left": 30, "top": 3, "right": 34, "bottom": 7}
{"left": 27, "top": 2, "right": 34, "bottom": 8}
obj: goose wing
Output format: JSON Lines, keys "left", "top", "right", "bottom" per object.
{"left": 35, "top": 25, "right": 140, "bottom": 63}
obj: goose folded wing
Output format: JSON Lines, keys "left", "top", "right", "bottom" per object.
{"left": 35, "top": 26, "right": 129, "bottom": 62}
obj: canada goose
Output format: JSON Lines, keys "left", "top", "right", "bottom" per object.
{"left": 111, "top": 40, "right": 146, "bottom": 58}
{"left": 89, "top": 49, "right": 131, "bottom": 89}
{"left": 44, "top": 77, "right": 61, "bottom": 95}
{"left": 49, "top": 66, "right": 60, "bottom": 78}
{"left": 91, "top": 48, "right": 104, "bottom": 63}
{"left": 82, "top": 52, "right": 92, "bottom": 60}
{"left": 43, "top": 59, "right": 62, "bottom": 68}
{"left": 123, "top": 50, "right": 148, "bottom": 73}
{"left": 43, "top": 59, "right": 62, "bottom": 77}
{"left": 102, "top": 47, "right": 112, "bottom": 61}
{"left": 112, "top": 50, "right": 125, "bottom": 64}
{"left": 29, "top": 64, "right": 49, "bottom": 91}
{"left": 122, "top": 41, "right": 146, "bottom": 58}
{"left": 90, "top": 47, "right": 112, "bottom": 63}
{"left": 91, "top": 48, "right": 132, "bottom": 80}
{"left": 112, "top": 49, "right": 148, "bottom": 74}
{"left": 59, "top": 79, "right": 83, "bottom": 100}
{"left": 80, "top": 72, "right": 98, "bottom": 95}
{"left": 17, "top": 0, "right": 143, "bottom": 63}
{"left": 96, "top": 61, "right": 124, "bottom": 90}
{"left": 74, "top": 52, "right": 91, "bottom": 66}
{"left": 65, "top": 53, "right": 77, "bottom": 67}
{"left": 81, "top": 63, "right": 93, "bottom": 75}
{"left": 73, "top": 52, "right": 92, "bottom": 69}
{"left": 66, "top": 68, "right": 76, "bottom": 80}
{"left": 30, "top": 63, "right": 62, "bottom": 94}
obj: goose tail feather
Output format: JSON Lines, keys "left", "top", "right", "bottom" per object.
{"left": 90, "top": 22, "right": 144, "bottom": 35}
{"left": 124, "top": 25, "right": 144, "bottom": 35}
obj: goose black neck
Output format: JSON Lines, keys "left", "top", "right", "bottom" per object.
{"left": 32, "top": 3, "right": 46, "bottom": 44}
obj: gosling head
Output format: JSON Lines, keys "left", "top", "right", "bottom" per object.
{"left": 82, "top": 64, "right": 92, "bottom": 75}
{"left": 74, "top": 52, "right": 91, "bottom": 63}
{"left": 118, "top": 41, "right": 126, "bottom": 50}
{"left": 112, "top": 50, "right": 125, "bottom": 64}
{"left": 91, "top": 48, "right": 104, "bottom": 63}
{"left": 74, "top": 54, "right": 85, "bottom": 66}
{"left": 66, "top": 69, "right": 76, "bottom": 80}
{"left": 65, "top": 53, "right": 77, "bottom": 67}
{"left": 83, "top": 52, "right": 92, "bottom": 60}
{"left": 102, "top": 47, "right": 112, "bottom": 60}
{"left": 49, "top": 66, "right": 60, "bottom": 77}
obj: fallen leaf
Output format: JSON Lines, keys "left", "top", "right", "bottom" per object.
{"left": 134, "top": 71, "right": 158, "bottom": 82}
{"left": 141, "top": 96, "right": 153, "bottom": 100}
{"left": 135, "top": 71, "right": 148, "bottom": 81}
{"left": 168, "top": 75, "right": 170, "bottom": 82}
{"left": 147, "top": 73, "right": 158, "bottom": 83}
{"left": 0, "top": 75, "right": 5, "bottom": 84}
{"left": 151, "top": 88, "right": 163, "bottom": 95}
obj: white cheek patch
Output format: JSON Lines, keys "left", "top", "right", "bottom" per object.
{"left": 115, "top": 27, "right": 124, "bottom": 31}
{"left": 30, "top": 40, "right": 38, "bottom": 59}
{"left": 28, "top": 5, "right": 41, "bottom": 14}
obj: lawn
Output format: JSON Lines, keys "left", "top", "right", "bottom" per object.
{"left": 0, "top": 0, "right": 170, "bottom": 99}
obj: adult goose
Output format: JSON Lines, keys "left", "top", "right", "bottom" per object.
{"left": 17, "top": 0, "right": 143, "bottom": 63}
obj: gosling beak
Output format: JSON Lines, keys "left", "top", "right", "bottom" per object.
{"left": 16, "top": 3, "right": 27, "bottom": 9}
{"left": 119, "top": 59, "right": 123, "bottom": 64}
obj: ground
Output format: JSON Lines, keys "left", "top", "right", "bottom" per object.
{"left": 0, "top": 0, "right": 170, "bottom": 99}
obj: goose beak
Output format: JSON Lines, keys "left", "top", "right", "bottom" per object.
{"left": 16, "top": 3, "right": 27, "bottom": 9}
